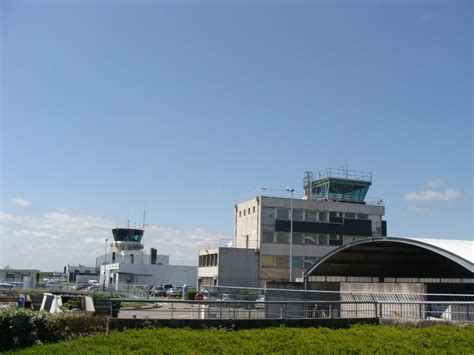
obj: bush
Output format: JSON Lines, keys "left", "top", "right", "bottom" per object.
{"left": 9, "top": 324, "right": 474, "bottom": 354}
{"left": 0, "top": 308, "right": 107, "bottom": 352}
{"left": 185, "top": 288, "right": 197, "bottom": 300}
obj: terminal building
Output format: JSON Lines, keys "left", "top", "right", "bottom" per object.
{"left": 198, "top": 168, "right": 387, "bottom": 288}
{"left": 98, "top": 227, "right": 197, "bottom": 289}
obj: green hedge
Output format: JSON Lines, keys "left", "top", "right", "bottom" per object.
{"left": 7, "top": 324, "right": 474, "bottom": 354}
{"left": 0, "top": 308, "right": 107, "bottom": 352}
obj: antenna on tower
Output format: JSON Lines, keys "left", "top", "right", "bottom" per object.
{"left": 142, "top": 210, "right": 147, "bottom": 230}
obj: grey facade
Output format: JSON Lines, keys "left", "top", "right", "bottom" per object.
{"left": 198, "top": 247, "right": 258, "bottom": 288}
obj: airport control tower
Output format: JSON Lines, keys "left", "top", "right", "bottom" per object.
{"left": 110, "top": 228, "right": 145, "bottom": 253}
{"left": 303, "top": 168, "right": 373, "bottom": 204}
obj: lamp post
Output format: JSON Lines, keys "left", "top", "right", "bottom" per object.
{"left": 103, "top": 238, "right": 108, "bottom": 291}
{"left": 286, "top": 187, "right": 294, "bottom": 282}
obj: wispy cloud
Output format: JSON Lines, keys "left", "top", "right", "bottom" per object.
{"left": 404, "top": 188, "right": 463, "bottom": 201}
{"left": 425, "top": 179, "right": 444, "bottom": 189}
{"left": 0, "top": 210, "right": 230, "bottom": 270}
{"left": 405, "top": 205, "right": 432, "bottom": 215}
{"left": 9, "top": 197, "right": 31, "bottom": 207}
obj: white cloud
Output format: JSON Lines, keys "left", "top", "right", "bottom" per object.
{"left": 0, "top": 210, "right": 230, "bottom": 271}
{"left": 425, "top": 179, "right": 444, "bottom": 189}
{"left": 9, "top": 197, "right": 31, "bottom": 207}
{"left": 405, "top": 205, "right": 432, "bottom": 215}
{"left": 404, "top": 188, "right": 463, "bottom": 201}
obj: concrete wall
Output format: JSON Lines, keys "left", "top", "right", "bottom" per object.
{"left": 96, "top": 253, "right": 169, "bottom": 267}
{"left": 0, "top": 269, "right": 40, "bottom": 288}
{"left": 234, "top": 198, "right": 260, "bottom": 249}
{"left": 339, "top": 282, "right": 426, "bottom": 319}
{"left": 102, "top": 263, "right": 197, "bottom": 288}
{"left": 218, "top": 248, "right": 258, "bottom": 287}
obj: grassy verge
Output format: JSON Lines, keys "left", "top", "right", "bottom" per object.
{"left": 8, "top": 324, "right": 474, "bottom": 354}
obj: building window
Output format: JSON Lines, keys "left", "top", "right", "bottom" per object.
{"left": 244, "top": 209, "right": 246, "bottom": 216}
{"left": 292, "top": 232, "right": 304, "bottom": 245}
{"left": 358, "top": 213, "right": 368, "bottom": 219}
{"left": 248, "top": 208, "right": 251, "bottom": 214}
{"left": 292, "top": 209, "right": 304, "bottom": 221}
{"left": 275, "top": 256, "right": 289, "bottom": 268}
{"left": 345, "top": 213, "right": 356, "bottom": 219}
{"left": 318, "top": 234, "right": 329, "bottom": 245}
{"left": 262, "top": 255, "right": 274, "bottom": 267}
{"left": 305, "top": 211, "right": 317, "bottom": 222}
{"left": 330, "top": 212, "right": 338, "bottom": 218}
{"left": 131, "top": 254, "right": 134, "bottom": 264}
{"left": 239, "top": 211, "right": 241, "bottom": 218}
{"left": 253, "top": 206, "right": 256, "bottom": 213}
{"left": 319, "top": 212, "right": 328, "bottom": 222}
{"left": 292, "top": 256, "right": 303, "bottom": 268}
{"left": 329, "top": 234, "right": 343, "bottom": 246}
{"left": 276, "top": 231, "right": 289, "bottom": 244}
{"left": 262, "top": 232, "right": 274, "bottom": 243}
{"left": 304, "top": 257, "right": 318, "bottom": 268}
{"left": 277, "top": 208, "right": 289, "bottom": 220}
{"left": 304, "top": 233, "right": 317, "bottom": 245}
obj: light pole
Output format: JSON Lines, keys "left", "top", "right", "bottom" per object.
{"left": 286, "top": 187, "right": 294, "bottom": 282}
{"left": 103, "top": 238, "right": 108, "bottom": 291}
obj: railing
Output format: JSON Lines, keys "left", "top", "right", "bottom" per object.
{"left": 110, "top": 299, "right": 474, "bottom": 322}
{"left": 316, "top": 168, "right": 372, "bottom": 183}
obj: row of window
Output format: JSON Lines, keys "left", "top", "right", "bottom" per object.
{"left": 261, "top": 255, "right": 320, "bottom": 269}
{"left": 265, "top": 207, "right": 369, "bottom": 223}
{"left": 199, "top": 254, "right": 218, "bottom": 267}
{"left": 238, "top": 206, "right": 256, "bottom": 218}
{"left": 262, "top": 232, "right": 345, "bottom": 246}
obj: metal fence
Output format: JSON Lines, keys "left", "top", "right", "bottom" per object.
{"left": 111, "top": 298, "right": 474, "bottom": 322}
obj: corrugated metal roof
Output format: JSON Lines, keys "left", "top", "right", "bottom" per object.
{"left": 404, "top": 237, "right": 473, "bottom": 264}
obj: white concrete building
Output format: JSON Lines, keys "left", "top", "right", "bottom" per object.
{"left": 98, "top": 228, "right": 197, "bottom": 289}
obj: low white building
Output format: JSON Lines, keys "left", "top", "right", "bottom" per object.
{"left": 98, "top": 228, "right": 197, "bottom": 289}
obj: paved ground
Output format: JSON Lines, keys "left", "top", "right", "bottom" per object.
{"left": 118, "top": 302, "right": 201, "bottom": 319}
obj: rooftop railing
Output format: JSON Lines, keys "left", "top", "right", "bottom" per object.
{"left": 314, "top": 168, "right": 372, "bottom": 183}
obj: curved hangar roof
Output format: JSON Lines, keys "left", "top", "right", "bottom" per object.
{"left": 305, "top": 237, "right": 473, "bottom": 279}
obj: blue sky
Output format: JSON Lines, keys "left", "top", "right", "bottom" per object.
{"left": 1, "top": 0, "right": 472, "bottom": 270}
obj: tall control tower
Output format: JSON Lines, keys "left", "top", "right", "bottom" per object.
{"left": 303, "top": 168, "right": 372, "bottom": 204}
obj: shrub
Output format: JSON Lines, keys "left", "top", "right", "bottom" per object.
{"left": 185, "top": 288, "right": 197, "bottom": 300}
{"left": 9, "top": 324, "right": 474, "bottom": 354}
{"left": 0, "top": 308, "right": 107, "bottom": 352}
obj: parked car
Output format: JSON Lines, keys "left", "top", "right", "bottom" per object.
{"left": 72, "top": 283, "right": 90, "bottom": 290}
{"left": 149, "top": 286, "right": 167, "bottom": 297}
{"left": 166, "top": 287, "right": 183, "bottom": 297}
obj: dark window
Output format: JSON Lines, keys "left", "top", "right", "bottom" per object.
{"left": 329, "top": 234, "right": 343, "bottom": 246}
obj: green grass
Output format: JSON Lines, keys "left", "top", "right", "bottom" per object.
{"left": 8, "top": 324, "right": 474, "bottom": 354}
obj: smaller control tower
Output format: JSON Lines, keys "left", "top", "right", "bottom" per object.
{"left": 110, "top": 228, "right": 144, "bottom": 253}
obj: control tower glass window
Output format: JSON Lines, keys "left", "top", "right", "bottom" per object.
{"left": 112, "top": 228, "right": 144, "bottom": 243}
